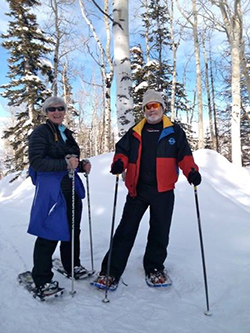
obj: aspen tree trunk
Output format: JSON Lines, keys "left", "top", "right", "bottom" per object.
{"left": 209, "top": 47, "right": 219, "bottom": 152}
{"left": 169, "top": 0, "right": 177, "bottom": 121}
{"left": 62, "top": 61, "right": 72, "bottom": 126}
{"left": 191, "top": 89, "right": 196, "bottom": 124}
{"left": 216, "top": 0, "right": 242, "bottom": 166}
{"left": 51, "top": 0, "right": 60, "bottom": 96}
{"left": 192, "top": 0, "right": 204, "bottom": 148}
{"left": 202, "top": 35, "right": 215, "bottom": 149}
{"left": 240, "top": 38, "right": 250, "bottom": 103}
{"left": 176, "top": 0, "right": 204, "bottom": 148}
{"left": 231, "top": 39, "right": 242, "bottom": 167}
{"left": 103, "top": 0, "right": 113, "bottom": 152}
{"left": 90, "top": 95, "right": 101, "bottom": 156}
{"left": 79, "top": 0, "right": 113, "bottom": 152}
{"left": 113, "top": 0, "right": 134, "bottom": 137}
{"left": 182, "top": 57, "right": 193, "bottom": 124}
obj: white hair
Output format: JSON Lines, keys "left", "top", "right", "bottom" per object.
{"left": 42, "top": 96, "right": 67, "bottom": 113}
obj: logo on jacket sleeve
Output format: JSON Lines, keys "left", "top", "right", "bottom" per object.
{"left": 168, "top": 137, "right": 176, "bottom": 145}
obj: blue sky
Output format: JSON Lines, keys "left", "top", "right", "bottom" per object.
{"left": 0, "top": 0, "right": 196, "bottom": 120}
{"left": 1, "top": 0, "right": 248, "bottom": 124}
{"left": 0, "top": 1, "right": 10, "bottom": 118}
{"left": 0, "top": 0, "right": 208, "bottom": 121}
{"left": 0, "top": 52, "right": 9, "bottom": 118}
{"left": 0, "top": 0, "right": 114, "bottom": 119}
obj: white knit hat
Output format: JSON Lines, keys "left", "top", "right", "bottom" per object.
{"left": 142, "top": 89, "right": 166, "bottom": 110}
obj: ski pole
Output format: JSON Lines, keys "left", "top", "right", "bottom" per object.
{"left": 65, "top": 154, "right": 77, "bottom": 296}
{"left": 102, "top": 174, "right": 119, "bottom": 303}
{"left": 193, "top": 186, "right": 212, "bottom": 316}
{"left": 69, "top": 168, "right": 76, "bottom": 296}
{"left": 84, "top": 172, "right": 95, "bottom": 273}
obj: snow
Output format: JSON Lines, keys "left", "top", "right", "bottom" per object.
{"left": 0, "top": 149, "right": 250, "bottom": 333}
{"left": 22, "top": 75, "right": 41, "bottom": 82}
{"left": 16, "top": 27, "right": 29, "bottom": 31}
{"left": 134, "top": 81, "right": 148, "bottom": 91}
{"left": 145, "top": 60, "right": 159, "bottom": 67}
{"left": 0, "top": 117, "right": 10, "bottom": 156}
{"left": 39, "top": 58, "right": 53, "bottom": 69}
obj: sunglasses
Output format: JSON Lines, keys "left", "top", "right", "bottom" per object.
{"left": 145, "top": 102, "right": 161, "bottom": 110}
{"left": 46, "top": 106, "right": 65, "bottom": 112}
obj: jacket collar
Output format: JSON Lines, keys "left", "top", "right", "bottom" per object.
{"left": 132, "top": 115, "right": 173, "bottom": 136}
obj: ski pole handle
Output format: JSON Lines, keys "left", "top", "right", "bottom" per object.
{"left": 65, "top": 154, "right": 78, "bottom": 178}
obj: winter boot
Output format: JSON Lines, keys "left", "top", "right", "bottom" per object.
{"left": 145, "top": 269, "right": 172, "bottom": 287}
{"left": 36, "top": 281, "right": 60, "bottom": 297}
{"left": 90, "top": 274, "right": 118, "bottom": 291}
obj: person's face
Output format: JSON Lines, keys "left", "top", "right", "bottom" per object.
{"left": 46, "top": 104, "right": 66, "bottom": 125}
{"left": 144, "top": 102, "right": 164, "bottom": 124}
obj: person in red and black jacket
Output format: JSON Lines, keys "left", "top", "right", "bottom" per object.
{"left": 93, "top": 89, "right": 201, "bottom": 290}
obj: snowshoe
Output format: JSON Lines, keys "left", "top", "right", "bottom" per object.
{"left": 145, "top": 269, "right": 172, "bottom": 288}
{"left": 90, "top": 274, "right": 118, "bottom": 291}
{"left": 52, "top": 258, "right": 95, "bottom": 280}
{"left": 18, "top": 271, "right": 64, "bottom": 301}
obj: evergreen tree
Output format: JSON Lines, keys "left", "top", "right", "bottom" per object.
{"left": 173, "top": 119, "right": 198, "bottom": 151}
{"left": 1, "top": 0, "right": 54, "bottom": 179}
{"left": 131, "top": 0, "right": 189, "bottom": 125}
{"left": 240, "top": 84, "right": 250, "bottom": 167}
{"left": 204, "top": 127, "right": 212, "bottom": 149}
{"left": 61, "top": 61, "right": 78, "bottom": 130}
{"left": 130, "top": 45, "right": 146, "bottom": 123}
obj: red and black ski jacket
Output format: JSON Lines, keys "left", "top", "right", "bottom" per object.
{"left": 112, "top": 115, "right": 199, "bottom": 197}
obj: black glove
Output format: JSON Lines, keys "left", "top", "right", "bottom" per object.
{"left": 188, "top": 169, "right": 202, "bottom": 186}
{"left": 110, "top": 159, "right": 124, "bottom": 175}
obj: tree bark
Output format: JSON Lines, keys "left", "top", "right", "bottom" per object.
{"left": 217, "top": 0, "right": 242, "bottom": 167}
{"left": 202, "top": 34, "right": 216, "bottom": 149}
{"left": 79, "top": 0, "right": 113, "bottom": 152}
{"left": 113, "top": 0, "right": 134, "bottom": 137}
{"left": 192, "top": 0, "right": 204, "bottom": 148}
{"left": 176, "top": 0, "right": 204, "bottom": 148}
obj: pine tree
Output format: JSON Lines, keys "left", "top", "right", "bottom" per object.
{"left": 62, "top": 61, "right": 78, "bottom": 130}
{"left": 240, "top": 84, "right": 250, "bottom": 167}
{"left": 130, "top": 45, "right": 146, "bottom": 123}
{"left": 1, "top": 0, "right": 54, "bottom": 179}
{"left": 131, "top": 0, "right": 189, "bottom": 125}
{"left": 141, "top": 0, "right": 172, "bottom": 94}
{"left": 204, "top": 127, "right": 212, "bottom": 149}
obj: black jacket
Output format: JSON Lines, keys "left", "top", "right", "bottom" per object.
{"left": 28, "top": 120, "right": 80, "bottom": 172}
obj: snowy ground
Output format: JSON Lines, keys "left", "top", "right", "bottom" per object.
{"left": 0, "top": 149, "right": 250, "bottom": 333}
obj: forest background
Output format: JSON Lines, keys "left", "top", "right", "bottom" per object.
{"left": 0, "top": 0, "right": 249, "bottom": 181}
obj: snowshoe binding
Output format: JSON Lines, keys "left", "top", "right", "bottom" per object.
{"left": 52, "top": 258, "right": 95, "bottom": 280}
{"left": 90, "top": 274, "right": 118, "bottom": 291}
{"left": 145, "top": 269, "right": 172, "bottom": 288}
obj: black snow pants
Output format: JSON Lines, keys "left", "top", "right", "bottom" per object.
{"left": 101, "top": 183, "right": 174, "bottom": 281}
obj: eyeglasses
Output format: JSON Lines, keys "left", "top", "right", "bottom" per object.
{"left": 145, "top": 102, "right": 161, "bottom": 110}
{"left": 46, "top": 106, "right": 65, "bottom": 112}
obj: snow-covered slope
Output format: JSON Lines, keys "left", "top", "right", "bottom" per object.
{"left": 0, "top": 149, "right": 250, "bottom": 333}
